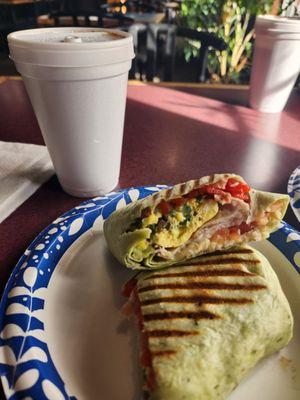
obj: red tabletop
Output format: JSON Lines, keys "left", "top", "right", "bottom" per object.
{"left": 0, "top": 77, "right": 299, "bottom": 398}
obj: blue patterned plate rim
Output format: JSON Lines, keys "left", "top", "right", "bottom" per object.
{"left": 0, "top": 185, "right": 299, "bottom": 400}
{"left": 287, "top": 165, "right": 300, "bottom": 223}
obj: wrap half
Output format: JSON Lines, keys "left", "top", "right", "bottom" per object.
{"left": 123, "top": 246, "right": 293, "bottom": 400}
{"left": 104, "top": 174, "right": 289, "bottom": 269}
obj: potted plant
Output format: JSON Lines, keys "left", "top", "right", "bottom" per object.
{"left": 181, "top": 0, "right": 275, "bottom": 83}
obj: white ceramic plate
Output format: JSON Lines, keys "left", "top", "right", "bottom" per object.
{"left": 0, "top": 186, "right": 299, "bottom": 400}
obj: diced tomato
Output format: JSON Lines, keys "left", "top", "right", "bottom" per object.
{"left": 228, "top": 221, "right": 256, "bottom": 236}
{"left": 183, "top": 188, "right": 199, "bottom": 199}
{"left": 225, "top": 178, "right": 250, "bottom": 202}
{"left": 122, "top": 284, "right": 156, "bottom": 389}
{"left": 184, "top": 181, "right": 227, "bottom": 200}
{"left": 183, "top": 179, "right": 250, "bottom": 203}
{"left": 156, "top": 199, "right": 171, "bottom": 215}
{"left": 229, "top": 226, "right": 239, "bottom": 235}
{"left": 129, "top": 288, "right": 156, "bottom": 391}
{"left": 212, "top": 221, "right": 257, "bottom": 243}
{"left": 156, "top": 179, "right": 250, "bottom": 218}
{"left": 217, "top": 228, "right": 230, "bottom": 236}
{"left": 238, "top": 221, "right": 256, "bottom": 234}
{"left": 211, "top": 229, "right": 228, "bottom": 243}
{"left": 169, "top": 197, "right": 186, "bottom": 207}
{"left": 122, "top": 276, "right": 137, "bottom": 297}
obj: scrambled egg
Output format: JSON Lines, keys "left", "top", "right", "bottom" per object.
{"left": 153, "top": 199, "right": 218, "bottom": 247}
{"left": 142, "top": 214, "right": 160, "bottom": 226}
{"left": 136, "top": 240, "right": 149, "bottom": 250}
{"left": 139, "top": 198, "right": 219, "bottom": 249}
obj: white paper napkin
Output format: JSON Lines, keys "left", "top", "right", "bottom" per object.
{"left": 0, "top": 141, "right": 54, "bottom": 223}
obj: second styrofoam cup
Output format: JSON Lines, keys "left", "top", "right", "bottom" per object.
{"left": 249, "top": 16, "right": 300, "bottom": 113}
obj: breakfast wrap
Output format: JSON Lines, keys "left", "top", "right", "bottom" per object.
{"left": 122, "top": 246, "right": 293, "bottom": 399}
{"left": 103, "top": 174, "right": 289, "bottom": 269}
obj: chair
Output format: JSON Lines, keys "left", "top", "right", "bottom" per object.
{"left": 39, "top": 0, "right": 132, "bottom": 28}
{"left": 61, "top": 0, "right": 102, "bottom": 13}
{"left": 49, "top": 9, "right": 133, "bottom": 28}
{"left": 125, "top": 23, "right": 147, "bottom": 78}
{"left": 100, "top": 1, "right": 157, "bottom": 78}
{"left": 161, "top": 1, "right": 182, "bottom": 24}
{"left": 0, "top": 2, "right": 38, "bottom": 53}
{"left": 102, "top": 0, "right": 159, "bottom": 14}
{"left": 146, "top": 24, "right": 227, "bottom": 82}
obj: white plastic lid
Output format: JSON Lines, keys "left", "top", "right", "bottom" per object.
{"left": 8, "top": 27, "right": 134, "bottom": 67}
{"left": 255, "top": 15, "right": 300, "bottom": 34}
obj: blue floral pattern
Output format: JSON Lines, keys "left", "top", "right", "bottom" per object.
{"left": 0, "top": 185, "right": 299, "bottom": 399}
{"left": 288, "top": 166, "right": 300, "bottom": 223}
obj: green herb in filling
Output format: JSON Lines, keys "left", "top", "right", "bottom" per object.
{"left": 182, "top": 204, "right": 192, "bottom": 221}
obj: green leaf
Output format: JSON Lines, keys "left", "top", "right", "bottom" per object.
{"left": 180, "top": 0, "right": 274, "bottom": 83}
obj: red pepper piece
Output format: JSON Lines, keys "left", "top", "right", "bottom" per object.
{"left": 229, "top": 226, "right": 239, "bottom": 234}
{"left": 183, "top": 178, "right": 250, "bottom": 203}
{"left": 157, "top": 199, "right": 171, "bottom": 215}
{"left": 238, "top": 221, "right": 256, "bottom": 234}
{"left": 225, "top": 178, "right": 250, "bottom": 201}
{"left": 169, "top": 197, "right": 186, "bottom": 207}
{"left": 183, "top": 189, "right": 200, "bottom": 199}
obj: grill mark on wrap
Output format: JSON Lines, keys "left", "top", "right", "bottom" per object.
{"left": 152, "top": 192, "right": 160, "bottom": 202}
{"left": 135, "top": 248, "right": 263, "bottom": 381}
{"left": 179, "top": 183, "right": 186, "bottom": 196}
{"left": 143, "top": 311, "right": 219, "bottom": 321}
{"left": 141, "top": 295, "right": 253, "bottom": 306}
{"left": 153, "top": 257, "right": 259, "bottom": 272}
{"left": 144, "top": 178, "right": 227, "bottom": 209}
{"left": 153, "top": 181, "right": 201, "bottom": 204}
{"left": 135, "top": 248, "right": 262, "bottom": 378}
{"left": 178, "top": 257, "right": 259, "bottom": 267}
{"left": 144, "top": 269, "right": 253, "bottom": 280}
{"left": 139, "top": 282, "right": 266, "bottom": 293}
{"left": 204, "top": 249, "right": 254, "bottom": 256}
{"left": 165, "top": 188, "right": 172, "bottom": 199}
{"left": 147, "top": 330, "right": 199, "bottom": 337}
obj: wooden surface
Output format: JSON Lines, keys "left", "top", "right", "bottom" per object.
{"left": 130, "top": 81, "right": 250, "bottom": 105}
{"left": 37, "top": 12, "right": 166, "bottom": 28}
{"left": 0, "top": 77, "right": 299, "bottom": 399}
{"left": 0, "top": 0, "right": 42, "bottom": 5}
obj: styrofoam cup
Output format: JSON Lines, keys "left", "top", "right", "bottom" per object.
{"left": 8, "top": 28, "right": 134, "bottom": 197}
{"left": 249, "top": 16, "right": 300, "bottom": 113}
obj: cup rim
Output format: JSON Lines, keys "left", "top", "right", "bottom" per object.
{"left": 255, "top": 15, "right": 300, "bottom": 35}
{"left": 7, "top": 27, "right": 132, "bottom": 51}
{"left": 257, "top": 15, "right": 300, "bottom": 25}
